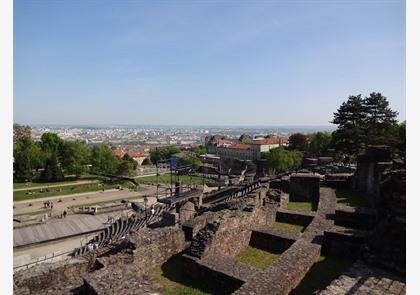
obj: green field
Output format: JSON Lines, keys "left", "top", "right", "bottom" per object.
{"left": 13, "top": 181, "right": 137, "bottom": 202}
{"left": 272, "top": 221, "right": 305, "bottom": 233}
{"left": 287, "top": 201, "right": 316, "bottom": 212}
{"left": 335, "top": 189, "right": 370, "bottom": 208}
{"left": 136, "top": 174, "right": 213, "bottom": 185}
{"left": 148, "top": 254, "right": 233, "bottom": 295}
{"left": 290, "top": 255, "right": 355, "bottom": 295}
{"left": 13, "top": 175, "right": 99, "bottom": 190}
{"left": 234, "top": 246, "right": 280, "bottom": 270}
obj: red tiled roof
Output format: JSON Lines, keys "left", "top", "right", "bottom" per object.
{"left": 127, "top": 150, "right": 147, "bottom": 158}
{"left": 215, "top": 139, "right": 234, "bottom": 146}
{"left": 228, "top": 143, "right": 251, "bottom": 150}
{"left": 114, "top": 148, "right": 125, "bottom": 158}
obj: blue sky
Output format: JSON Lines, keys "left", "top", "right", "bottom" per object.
{"left": 14, "top": 0, "right": 405, "bottom": 126}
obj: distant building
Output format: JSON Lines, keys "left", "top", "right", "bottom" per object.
{"left": 114, "top": 148, "right": 125, "bottom": 158}
{"left": 206, "top": 136, "right": 289, "bottom": 161}
{"left": 114, "top": 148, "right": 149, "bottom": 165}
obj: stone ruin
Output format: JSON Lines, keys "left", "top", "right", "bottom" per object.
{"left": 14, "top": 147, "right": 406, "bottom": 294}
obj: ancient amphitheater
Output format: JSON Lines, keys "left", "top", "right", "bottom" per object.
{"left": 13, "top": 146, "right": 405, "bottom": 295}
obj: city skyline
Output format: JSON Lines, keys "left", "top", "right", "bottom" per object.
{"left": 14, "top": 0, "right": 405, "bottom": 125}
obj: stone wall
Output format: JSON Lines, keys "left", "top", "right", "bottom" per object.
{"left": 289, "top": 174, "right": 320, "bottom": 202}
{"left": 13, "top": 258, "right": 90, "bottom": 293}
{"left": 182, "top": 254, "right": 245, "bottom": 294}
{"left": 129, "top": 226, "right": 186, "bottom": 271}
{"left": 362, "top": 167, "right": 406, "bottom": 274}
{"left": 276, "top": 210, "right": 314, "bottom": 227}
{"left": 233, "top": 239, "right": 321, "bottom": 295}
{"left": 353, "top": 145, "right": 393, "bottom": 206}
{"left": 179, "top": 201, "right": 196, "bottom": 223}
{"left": 187, "top": 202, "right": 276, "bottom": 260}
{"left": 81, "top": 254, "right": 163, "bottom": 295}
{"left": 249, "top": 229, "right": 296, "bottom": 254}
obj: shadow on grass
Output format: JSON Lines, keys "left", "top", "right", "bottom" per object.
{"left": 290, "top": 255, "right": 355, "bottom": 295}
{"left": 151, "top": 253, "right": 236, "bottom": 295}
{"left": 335, "top": 189, "right": 370, "bottom": 208}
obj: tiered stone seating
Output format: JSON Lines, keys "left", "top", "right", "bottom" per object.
{"left": 73, "top": 204, "right": 171, "bottom": 257}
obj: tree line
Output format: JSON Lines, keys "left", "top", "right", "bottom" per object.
{"left": 286, "top": 92, "right": 404, "bottom": 158}
{"left": 149, "top": 145, "right": 204, "bottom": 170}
{"left": 263, "top": 92, "right": 405, "bottom": 173}
{"left": 13, "top": 129, "right": 138, "bottom": 182}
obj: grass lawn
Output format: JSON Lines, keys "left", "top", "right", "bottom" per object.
{"left": 148, "top": 254, "right": 233, "bottom": 295}
{"left": 272, "top": 221, "right": 305, "bottom": 233}
{"left": 234, "top": 246, "right": 280, "bottom": 270}
{"left": 335, "top": 189, "right": 370, "bottom": 208}
{"left": 13, "top": 175, "right": 99, "bottom": 190}
{"left": 287, "top": 201, "right": 316, "bottom": 212}
{"left": 136, "top": 174, "right": 213, "bottom": 185}
{"left": 13, "top": 181, "right": 136, "bottom": 202}
{"left": 290, "top": 255, "right": 355, "bottom": 295}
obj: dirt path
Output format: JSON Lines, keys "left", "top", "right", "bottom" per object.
{"left": 13, "top": 179, "right": 98, "bottom": 192}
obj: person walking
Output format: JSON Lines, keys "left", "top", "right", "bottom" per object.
{"left": 63, "top": 210, "right": 67, "bottom": 218}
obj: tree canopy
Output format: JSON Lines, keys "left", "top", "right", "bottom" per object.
{"left": 263, "top": 147, "right": 303, "bottom": 174}
{"left": 150, "top": 146, "right": 181, "bottom": 164}
{"left": 288, "top": 133, "right": 308, "bottom": 151}
{"left": 60, "top": 140, "right": 89, "bottom": 177}
{"left": 192, "top": 145, "right": 208, "bottom": 155}
{"left": 177, "top": 156, "right": 202, "bottom": 170}
{"left": 14, "top": 133, "right": 138, "bottom": 182}
{"left": 13, "top": 137, "right": 41, "bottom": 182}
{"left": 307, "top": 132, "right": 332, "bottom": 156}
{"left": 331, "top": 92, "right": 400, "bottom": 156}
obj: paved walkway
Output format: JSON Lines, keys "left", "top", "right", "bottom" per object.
{"left": 13, "top": 213, "right": 123, "bottom": 248}
{"left": 14, "top": 195, "right": 158, "bottom": 247}
{"left": 319, "top": 260, "right": 405, "bottom": 295}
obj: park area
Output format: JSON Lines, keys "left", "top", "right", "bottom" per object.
{"left": 13, "top": 178, "right": 138, "bottom": 201}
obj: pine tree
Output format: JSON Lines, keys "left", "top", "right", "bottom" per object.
{"left": 363, "top": 92, "right": 398, "bottom": 146}
{"left": 331, "top": 95, "right": 367, "bottom": 155}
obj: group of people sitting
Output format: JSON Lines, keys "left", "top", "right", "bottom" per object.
{"left": 87, "top": 242, "right": 99, "bottom": 251}
{"left": 26, "top": 187, "right": 62, "bottom": 195}
{"left": 43, "top": 200, "right": 54, "bottom": 209}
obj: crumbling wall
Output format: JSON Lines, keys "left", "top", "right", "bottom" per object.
{"left": 179, "top": 201, "right": 196, "bottom": 223}
{"left": 129, "top": 226, "right": 186, "bottom": 271}
{"left": 13, "top": 258, "right": 90, "bottom": 293}
{"left": 362, "top": 167, "right": 406, "bottom": 274}
{"left": 187, "top": 204, "right": 276, "bottom": 259}
{"left": 233, "top": 239, "right": 321, "bottom": 295}
{"left": 353, "top": 145, "right": 393, "bottom": 206}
